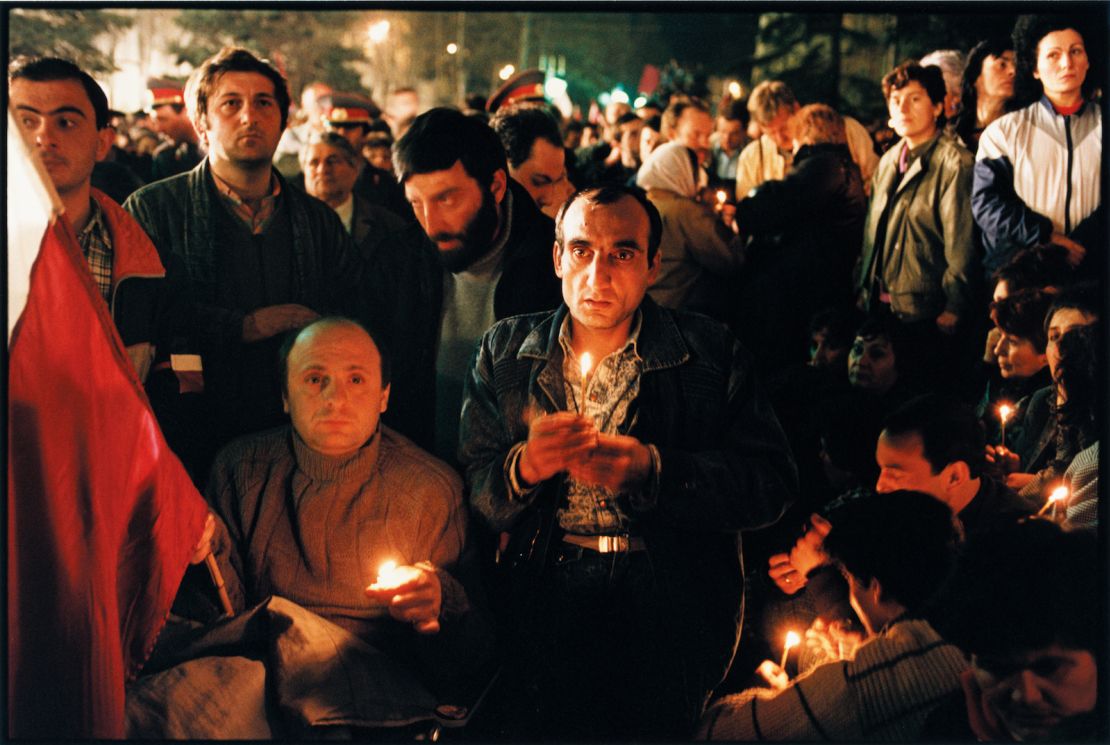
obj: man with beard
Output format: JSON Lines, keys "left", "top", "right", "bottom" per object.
{"left": 394, "top": 107, "right": 562, "bottom": 463}
{"left": 125, "top": 48, "right": 367, "bottom": 485}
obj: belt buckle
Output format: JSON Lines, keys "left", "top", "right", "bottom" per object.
{"left": 598, "top": 535, "right": 628, "bottom": 553}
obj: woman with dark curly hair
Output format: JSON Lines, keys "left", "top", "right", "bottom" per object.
{"left": 972, "top": 15, "right": 1103, "bottom": 276}
{"left": 951, "top": 37, "right": 1016, "bottom": 149}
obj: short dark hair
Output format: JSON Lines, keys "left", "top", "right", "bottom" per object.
{"left": 9, "top": 56, "right": 110, "bottom": 129}
{"left": 719, "top": 98, "right": 750, "bottom": 126}
{"left": 490, "top": 105, "right": 564, "bottom": 170}
{"left": 278, "top": 317, "right": 392, "bottom": 397}
{"left": 933, "top": 519, "right": 1098, "bottom": 658}
{"left": 1013, "top": 14, "right": 1099, "bottom": 106}
{"left": 882, "top": 394, "right": 986, "bottom": 479}
{"left": 853, "top": 315, "right": 907, "bottom": 376}
{"left": 824, "top": 489, "right": 960, "bottom": 613}
{"left": 882, "top": 61, "right": 948, "bottom": 126}
{"left": 810, "top": 306, "right": 862, "bottom": 351}
{"left": 992, "top": 243, "right": 1074, "bottom": 294}
{"left": 990, "top": 288, "right": 1053, "bottom": 352}
{"left": 393, "top": 107, "right": 506, "bottom": 189}
{"left": 186, "top": 47, "right": 291, "bottom": 131}
{"left": 555, "top": 185, "right": 663, "bottom": 264}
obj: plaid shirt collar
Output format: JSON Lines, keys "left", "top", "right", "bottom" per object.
{"left": 210, "top": 167, "right": 282, "bottom": 235}
{"left": 76, "top": 197, "right": 113, "bottom": 303}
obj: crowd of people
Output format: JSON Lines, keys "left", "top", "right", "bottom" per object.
{"left": 9, "top": 9, "right": 1103, "bottom": 741}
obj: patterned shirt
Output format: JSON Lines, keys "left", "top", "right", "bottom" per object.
{"left": 210, "top": 168, "right": 282, "bottom": 235}
{"left": 76, "top": 198, "right": 113, "bottom": 303}
{"left": 555, "top": 312, "right": 644, "bottom": 535}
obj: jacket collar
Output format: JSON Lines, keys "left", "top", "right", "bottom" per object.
{"left": 91, "top": 188, "right": 165, "bottom": 283}
{"left": 894, "top": 132, "right": 943, "bottom": 195}
{"left": 517, "top": 297, "right": 690, "bottom": 373}
{"left": 1038, "top": 94, "right": 1090, "bottom": 117}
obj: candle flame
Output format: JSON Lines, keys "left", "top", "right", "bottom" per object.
{"left": 1049, "top": 486, "right": 1068, "bottom": 503}
{"left": 998, "top": 404, "right": 1013, "bottom": 423}
{"left": 580, "top": 352, "right": 593, "bottom": 379}
{"left": 716, "top": 190, "right": 727, "bottom": 204}
{"left": 784, "top": 630, "right": 801, "bottom": 650}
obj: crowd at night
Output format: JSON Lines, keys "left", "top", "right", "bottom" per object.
{"left": 7, "top": 7, "right": 1105, "bottom": 742}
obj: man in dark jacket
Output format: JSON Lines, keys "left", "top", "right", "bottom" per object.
{"left": 459, "top": 185, "right": 796, "bottom": 739}
{"left": 394, "top": 107, "right": 563, "bottom": 463}
{"left": 124, "top": 48, "right": 367, "bottom": 485}
{"left": 10, "top": 56, "right": 167, "bottom": 385}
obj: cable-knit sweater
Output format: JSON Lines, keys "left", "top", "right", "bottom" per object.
{"left": 698, "top": 618, "right": 968, "bottom": 741}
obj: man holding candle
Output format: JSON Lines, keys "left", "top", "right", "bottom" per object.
{"left": 460, "top": 184, "right": 797, "bottom": 739}
{"left": 203, "top": 317, "right": 491, "bottom": 696}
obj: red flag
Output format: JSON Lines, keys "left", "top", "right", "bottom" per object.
{"left": 7, "top": 114, "right": 209, "bottom": 738}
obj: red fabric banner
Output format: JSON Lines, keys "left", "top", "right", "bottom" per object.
{"left": 8, "top": 215, "right": 208, "bottom": 738}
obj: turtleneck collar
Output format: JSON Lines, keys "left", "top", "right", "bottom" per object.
{"left": 290, "top": 426, "right": 381, "bottom": 483}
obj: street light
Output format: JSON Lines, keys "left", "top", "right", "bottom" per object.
{"left": 446, "top": 42, "right": 458, "bottom": 55}
{"left": 498, "top": 64, "right": 516, "bottom": 81}
{"left": 368, "top": 19, "right": 391, "bottom": 44}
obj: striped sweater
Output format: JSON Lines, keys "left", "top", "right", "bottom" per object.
{"left": 698, "top": 619, "right": 968, "bottom": 741}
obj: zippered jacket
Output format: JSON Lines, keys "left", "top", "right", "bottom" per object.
{"left": 973, "top": 97, "right": 1102, "bottom": 274}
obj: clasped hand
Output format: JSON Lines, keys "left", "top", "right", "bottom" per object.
{"left": 364, "top": 562, "right": 442, "bottom": 634}
{"left": 518, "top": 412, "right": 652, "bottom": 493}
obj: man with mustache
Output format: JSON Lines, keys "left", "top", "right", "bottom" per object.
{"left": 394, "top": 108, "right": 562, "bottom": 463}
{"left": 125, "top": 47, "right": 368, "bottom": 485}
{"left": 10, "top": 56, "right": 167, "bottom": 385}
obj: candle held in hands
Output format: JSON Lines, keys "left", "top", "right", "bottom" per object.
{"left": 997, "top": 403, "right": 1013, "bottom": 448}
{"left": 780, "top": 630, "right": 801, "bottom": 669}
{"left": 578, "top": 352, "right": 593, "bottom": 413}
{"left": 1036, "top": 486, "right": 1068, "bottom": 517}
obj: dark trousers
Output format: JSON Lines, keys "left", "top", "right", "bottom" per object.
{"left": 481, "top": 547, "right": 696, "bottom": 741}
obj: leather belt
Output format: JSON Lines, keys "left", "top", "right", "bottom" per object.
{"left": 562, "top": 534, "right": 646, "bottom": 553}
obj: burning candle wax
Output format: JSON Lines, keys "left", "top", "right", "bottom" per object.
{"left": 1036, "top": 486, "right": 1068, "bottom": 517}
{"left": 998, "top": 404, "right": 1013, "bottom": 448}
{"left": 780, "top": 630, "right": 801, "bottom": 669}
{"left": 579, "top": 352, "right": 593, "bottom": 412}
{"left": 374, "top": 559, "right": 417, "bottom": 590}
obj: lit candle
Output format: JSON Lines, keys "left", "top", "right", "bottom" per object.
{"left": 780, "top": 630, "right": 801, "bottom": 669}
{"left": 716, "top": 189, "right": 728, "bottom": 206}
{"left": 1036, "top": 486, "right": 1068, "bottom": 517}
{"left": 997, "top": 403, "right": 1013, "bottom": 448}
{"left": 375, "top": 560, "right": 403, "bottom": 588}
{"left": 578, "top": 352, "right": 593, "bottom": 413}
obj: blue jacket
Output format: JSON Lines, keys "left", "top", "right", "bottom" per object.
{"left": 459, "top": 299, "right": 797, "bottom": 707}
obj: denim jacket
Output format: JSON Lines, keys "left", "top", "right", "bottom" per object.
{"left": 459, "top": 298, "right": 797, "bottom": 705}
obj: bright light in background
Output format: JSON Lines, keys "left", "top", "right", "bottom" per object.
{"left": 598, "top": 92, "right": 611, "bottom": 106}
{"left": 368, "top": 20, "right": 391, "bottom": 44}
{"left": 609, "top": 88, "right": 629, "bottom": 105}
{"left": 446, "top": 42, "right": 458, "bottom": 55}
{"left": 544, "top": 76, "right": 567, "bottom": 98}
{"left": 498, "top": 64, "right": 516, "bottom": 81}
{"left": 633, "top": 96, "right": 647, "bottom": 109}
{"left": 728, "top": 81, "right": 743, "bottom": 98}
